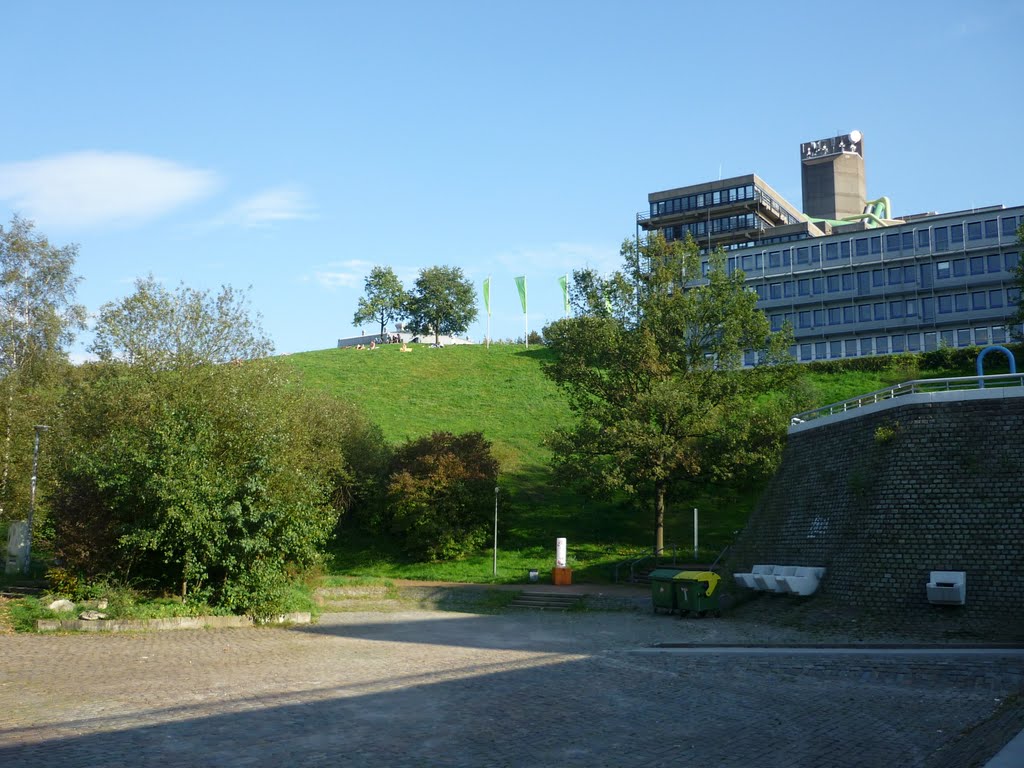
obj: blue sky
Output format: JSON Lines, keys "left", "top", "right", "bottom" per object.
{"left": 2, "top": 1, "right": 1022, "bottom": 357}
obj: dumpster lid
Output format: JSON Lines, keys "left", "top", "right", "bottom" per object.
{"left": 649, "top": 569, "right": 686, "bottom": 580}
{"left": 677, "top": 570, "right": 721, "bottom": 595}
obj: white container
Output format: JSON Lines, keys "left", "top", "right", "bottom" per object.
{"left": 555, "top": 538, "right": 567, "bottom": 568}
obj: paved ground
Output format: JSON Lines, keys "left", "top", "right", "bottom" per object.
{"left": 1, "top": 606, "right": 1022, "bottom": 767}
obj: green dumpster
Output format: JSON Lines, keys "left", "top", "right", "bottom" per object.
{"left": 650, "top": 569, "right": 685, "bottom": 614}
{"left": 675, "top": 570, "right": 722, "bottom": 617}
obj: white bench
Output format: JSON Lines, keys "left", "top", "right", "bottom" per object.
{"left": 927, "top": 571, "right": 966, "bottom": 605}
{"left": 778, "top": 566, "right": 826, "bottom": 596}
{"left": 765, "top": 565, "right": 798, "bottom": 592}
{"left": 733, "top": 564, "right": 776, "bottom": 590}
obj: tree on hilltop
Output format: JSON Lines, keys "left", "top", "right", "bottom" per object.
{"left": 352, "top": 266, "right": 409, "bottom": 339}
{"left": 405, "top": 265, "right": 478, "bottom": 345}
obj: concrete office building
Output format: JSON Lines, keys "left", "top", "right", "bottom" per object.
{"left": 637, "top": 132, "right": 1023, "bottom": 362}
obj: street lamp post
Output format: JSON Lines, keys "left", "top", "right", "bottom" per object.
{"left": 493, "top": 486, "right": 499, "bottom": 577}
{"left": 24, "top": 425, "right": 50, "bottom": 576}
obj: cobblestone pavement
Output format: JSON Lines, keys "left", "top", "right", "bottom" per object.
{"left": 1, "top": 610, "right": 1022, "bottom": 767}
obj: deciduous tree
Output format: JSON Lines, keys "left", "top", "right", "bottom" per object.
{"left": 405, "top": 266, "right": 478, "bottom": 345}
{"left": 543, "top": 233, "right": 800, "bottom": 555}
{"left": 352, "top": 266, "right": 409, "bottom": 339}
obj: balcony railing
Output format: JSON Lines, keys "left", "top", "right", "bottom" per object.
{"left": 790, "top": 373, "right": 1024, "bottom": 424}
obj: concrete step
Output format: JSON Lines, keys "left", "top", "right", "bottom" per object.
{"left": 509, "top": 591, "right": 583, "bottom": 611}
{"left": 0, "top": 584, "right": 43, "bottom": 598}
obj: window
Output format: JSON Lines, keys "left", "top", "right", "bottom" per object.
{"left": 975, "top": 327, "right": 989, "bottom": 345}
{"left": 800, "top": 343, "right": 812, "bottom": 361}
{"left": 957, "top": 329, "right": 972, "bottom": 347}
{"left": 874, "top": 302, "right": 885, "bottom": 320}
{"left": 830, "top": 341, "right": 842, "bottom": 358}
{"left": 813, "top": 309, "right": 825, "bottom": 326}
{"left": 781, "top": 248, "right": 792, "bottom": 266}
{"left": 1009, "top": 287, "right": 1021, "bottom": 305}
{"left": 842, "top": 273, "right": 853, "bottom": 291}
{"left": 840, "top": 241, "right": 851, "bottom": 258}
{"left": 796, "top": 246, "right": 809, "bottom": 264}
{"left": 891, "top": 335, "right": 905, "bottom": 353}
{"left": 769, "top": 251, "right": 781, "bottom": 268}
{"left": 889, "top": 301, "right": 904, "bottom": 318}
{"left": 938, "top": 295, "right": 953, "bottom": 313}
{"left": 815, "top": 342, "right": 827, "bottom": 359}
{"left": 872, "top": 269, "right": 885, "bottom": 287}
{"left": 1007, "top": 252, "right": 1021, "bottom": 271}
{"left": 990, "top": 290, "right": 1004, "bottom": 308}
{"left": 951, "top": 224, "right": 964, "bottom": 244}
{"left": 886, "top": 233, "right": 900, "bottom": 252}
{"left": 922, "top": 297, "right": 935, "bottom": 321}
{"left": 954, "top": 293, "right": 969, "bottom": 312}
{"left": 784, "top": 281, "right": 795, "bottom": 298}
{"left": 742, "top": 254, "right": 754, "bottom": 271}
{"left": 902, "top": 232, "right": 914, "bottom": 251}
{"left": 941, "top": 330, "right": 955, "bottom": 347}
{"left": 827, "top": 275, "right": 840, "bottom": 292}
{"left": 812, "top": 276, "right": 824, "bottom": 294}
{"left": 810, "top": 245, "right": 821, "bottom": 263}
{"left": 984, "top": 219, "right": 998, "bottom": 238}
{"left": 755, "top": 253, "right": 763, "bottom": 269}
{"left": 917, "top": 229, "right": 930, "bottom": 248}
{"left": 845, "top": 339, "right": 858, "bottom": 357}
{"left": 924, "top": 332, "right": 938, "bottom": 351}
{"left": 825, "top": 242, "right": 838, "bottom": 260}
{"left": 876, "top": 336, "right": 889, "bottom": 354}
{"left": 903, "top": 265, "right": 916, "bottom": 283}
{"left": 952, "top": 259, "right": 967, "bottom": 277}
{"left": 857, "top": 271, "right": 871, "bottom": 294}
{"left": 855, "top": 238, "right": 868, "bottom": 257}
{"left": 1002, "top": 216, "right": 1017, "bottom": 237}
{"left": 770, "top": 314, "right": 783, "bottom": 331}
{"left": 934, "top": 227, "right": 948, "bottom": 251}
{"left": 972, "top": 291, "right": 987, "bottom": 310}
{"left": 798, "top": 311, "right": 811, "bottom": 328}
{"left": 970, "top": 256, "right": 985, "bottom": 275}
{"left": 968, "top": 221, "right": 982, "bottom": 241}
{"left": 840, "top": 306, "right": 853, "bottom": 323}
{"left": 770, "top": 283, "right": 782, "bottom": 299}
{"left": 887, "top": 267, "right": 901, "bottom": 284}
{"left": 858, "top": 304, "right": 871, "bottom": 322}
{"left": 993, "top": 326, "right": 1007, "bottom": 343}
{"left": 798, "top": 278, "right": 810, "bottom": 296}
{"left": 907, "top": 333, "right": 921, "bottom": 352}
{"left": 936, "top": 261, "right": 951, "bottom": 279}
{"left": 828, "top": 307, "right": 841, "bottom": 324}
{"left": 988, "top": 254, "right": 1002, "bottom": 273}
{"left": 905, "top": 299, "right": 918, "bottom": 316}
{"left": 860, "top": 337, "right": 873, "bottom": 355}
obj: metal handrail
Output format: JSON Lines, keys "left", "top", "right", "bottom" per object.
{"left": 791, "top": 373, "right": 1024, "bottom": 424}
{"left": 613, "top": 544, "right": 679, "bottom": 583}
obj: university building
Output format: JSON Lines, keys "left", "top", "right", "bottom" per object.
{"left": 637, "top": 132, "right": 1022, "bottom": 363}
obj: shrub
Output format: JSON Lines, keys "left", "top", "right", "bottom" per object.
{"left": 384, "top": 431, "right": 499, "bottom": 561}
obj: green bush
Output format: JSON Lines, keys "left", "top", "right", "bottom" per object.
{"left": 384, "top": 431, "right": 500, "bottom": 561}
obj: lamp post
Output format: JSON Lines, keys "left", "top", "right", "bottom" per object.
{"left": 24, "top": 424, "right": 50, "bottom": 576}
{"left": 492, "top": 486, "right": 499, "bottom": 577}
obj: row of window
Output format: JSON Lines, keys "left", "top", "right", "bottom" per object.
{"left": 663, "top": 213, "right": 758, "bottom": 242}
{"left": 651, "top": 184, "right": 756, "bottom": 216}
{"left": 745, "top": 326, "right": 1015, "bottom": 365}
{"left": 768, "top": 288, "right": 1020, "bottom": 331}
{"left": 702, "top": 214, "right": 1021, "bottom": 273}
{"left": 753, "top": 253, "right": 1019, "bottom": 302}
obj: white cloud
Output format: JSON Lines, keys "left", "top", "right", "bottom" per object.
{"left": 310, "top": 259, "right": 376, "bottom": 290}
{"left": 0, "top": 151, "right": 219, "bottom": 228}
{"left": 213, "top": 184, "right": 314, "bottom": 228}
{"left": 494, "top": 241, "right": 620, "bottom": 275}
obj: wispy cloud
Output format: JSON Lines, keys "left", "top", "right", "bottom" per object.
{"left": 310, "top": 259, "right": 376, "bottom": 289}
{"left": 494, "top": 241, "right": 620, "bottom": 275}
{"left": 212, "top": 184, "right": 314, "bottom": 228}
{"left": 0, "top": 151, "right": 219, "bottom": 228}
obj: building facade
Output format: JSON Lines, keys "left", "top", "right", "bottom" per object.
{"left": 639, "top": 133, "right": 1022, "bottom": 363}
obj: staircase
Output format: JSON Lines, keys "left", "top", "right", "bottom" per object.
{"left": 0, "top": 581, "right": 44, "bottom": 599}
{"left": 509, "top": 590, "right": 583, "bottom": 611}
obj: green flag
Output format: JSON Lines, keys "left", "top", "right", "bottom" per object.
{"left": 514, "top": 276, "right": 527, "bottom": 315}
{"left": 483, "top": 276, "right": 491, "bottom": 316}
{"left": 558, "top": 274, "right": 569, "bottom": 316}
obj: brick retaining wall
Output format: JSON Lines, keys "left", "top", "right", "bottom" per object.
{"left": 727, "top": 393, "right": 1024, "bottom": 629}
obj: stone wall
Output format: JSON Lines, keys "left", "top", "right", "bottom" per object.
{"left": 727, "top": 390, "right": 1024, "bottom": 624}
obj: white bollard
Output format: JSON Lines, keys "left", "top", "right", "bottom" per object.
{"left": 555, "top": 538, "right": 567, "bottom": 568}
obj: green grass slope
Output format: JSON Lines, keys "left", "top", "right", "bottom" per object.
{"left": 284, "top": 343, "right": 997, "bottom": 583}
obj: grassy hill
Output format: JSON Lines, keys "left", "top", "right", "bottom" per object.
{"left": 284, "top": 343, "right": 994, "bottom": 583}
